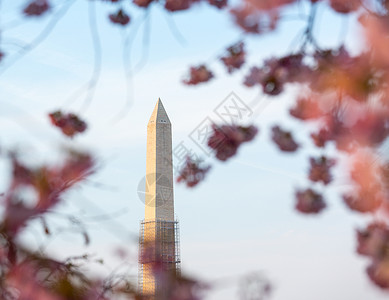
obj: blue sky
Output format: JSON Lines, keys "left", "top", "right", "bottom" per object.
{"left": 0, "top": 1, "right": 387, "bottom": 299}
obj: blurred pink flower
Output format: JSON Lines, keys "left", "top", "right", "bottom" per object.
{"left": 244, "top": 54, "right": 310, "bottom": 95}
{"left": 109, "top": 9, "right": 130, "bottom": 26}
{"left": 329, "top": 0, "right": 360, "bottom": 14}
{"left": 220, "top": 42, "right": 245, "bottom": 73}
{"left": 357, "top": 222, "right": 389, "bottom": 259}
{"left": 183, "top": 65, "right": 214, "bottom": 85}
{"left": 271, "top": 125, "right": 299, "bottom": 152}
{"left": 208, "top": 124, "right": 258, "bottom": 161}
{"left": 289, "top": 96, "right": 323, "bottom": 120}
{"left": 133, "top": 0, "right": 154, "bottom": 7}
{"left": 177, "top": 157, "right": 211, "bottom": 188}
{"left": 308, "top": 155, "right": 336, "bottom": 185}
{"left": 165, "top": 0, "right": 192, "bottom": 11}
{"left": 295, "top": 188, "right": 326, "bottom": 214}
{"left": 207, "top": 0, "right": 227, "bottom": 9}
{"left": 23, "top": 0, "right": 50, "bottom": 17}
{"left": 49, "top": 111, "right": 87, "bottom": 138}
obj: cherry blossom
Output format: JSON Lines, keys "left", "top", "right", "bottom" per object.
{"left": 244, "top": 54, "right": 310, "bottom": 95}
{"left": 183, "top": 65, "right": 214, "bottom": 85}
{"left": 246, "top": 0, "right": 296, "bottom": 11}
{"left": 23, "top": 0, "right": 50, "bottom": 17}
{"left": 230, "top": 5, "right": 279, "bottom": 34}
{"left": 295, "top": 188, "right": 326, "bottom": 214}
{"left": 207, "top": 124, "right": 258, "bottom": 161}
{"left": 289, "top": 96, "right": 323, "bottom": 120}
{"left": 4, "top": 256, "right": 112, "bottom": 300}
{"left": 0, "top": 169, "right": 115, "bottom": 298}
{"left": 357, "top": 222, "right": 389, "bottom": 289}
{"left": 276, "top": 54, "right": 309, "bottom": 82}
{"left": 220, "top": 42, "right": 245, "bottom": 73}
{"left": 165, "top": 0, "right": 192, "bottom": 12}
{"left": 109, "top": 9, "right": 130, "bottom": 26}
{"left": 311, "top": 49, "right": 380, "bottom": 102}
{"left": 230, "top": 6, "right": 261, "bottom": 34}
{"left": 310, "top": 47, "right": 352, "bottom": 93}
{"left": 357, "top": 222, "right": 389, "bottom": 259}
{"left": 351, "top": 109, "right": 389, "bottom": 146}
{"left": 360, "top": 14, "right": 389, "bottom": 67}
{"left": 343, "top": 188, "right": 383, "bottom": 213}
{"left": 349, "top": 152, "right": 382, "bottom": 191}
{"left": 381, "top": 163, "right": 389, "bottom": 191}
{"left": 48, "top": 111, "right": 87, "bottom": 138}
{"left": 329, "top": 0, "right": 360, "bottom": 14}
{"left": 343, "top": 152, "right": 386, "bottom": 213}
{"left": 245, "top": 66, "right": 284, "bottom": 95}
{"left": 3, "top": 151, "right": 94, "bottom": 235}
{"left": 308, "top": 156, "right": 336, "bottom": 185}
{"left": 367, "top": 260, "right": 389, "bottom": 289}
{"left": 177, "top": 157, "right": 211, "bottom": 188}
{"left": 12, "top": 157, "right": 34, "bottom": 186}
{"left": 7, "top": 262, "right": 63, "bottom": 300}
{"left": 271, "top": 125, "right": 299, "bottom": 152}
{"left": 207, "top": 0, "right": 227, "bottom": 9}
{"left": 243, "top": 67, "right": 262, "bottom": 87}
{"left": 133, "top": 0, "right": 155, "bottom": 8}
{"left": 313, "top": 46, "right": 352, "bottom": 73}
{"left": 321, "top": 108, "right": 354, "bottom": 151}
{"left": 310, "top": 128, "right": 331, "bottom": 148}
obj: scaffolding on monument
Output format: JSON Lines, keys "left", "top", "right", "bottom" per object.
{"left": 138, "top": 219, "right": 181, "bottom": 293}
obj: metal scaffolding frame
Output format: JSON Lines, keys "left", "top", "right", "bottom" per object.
{"left": 138, "top": 219, "right": 181, "bottom": 295}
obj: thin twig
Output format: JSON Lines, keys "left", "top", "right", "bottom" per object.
{"left": 1, "top": 37, "right": 28, "bottom": 49}
{"left": 80, "top": 0, "right": 103, "bottom": 113}
{"left": 359, "top": 0, "right": 381, "bottom": 16}
{"left": 300, "top": 2, "right": 320, "bottom": 52}
{"left": 162, "top": 9, "right": 187, "bottom": 46}
{"left": 0, "top": 0, "right": 76, "bottom": 77}
{"left": 110, "top": 12, "right": 149, "bottom": 122}
{"left": 0, "top": 0, "right": 2, "bottom": 45}
{"left": 0, "top": 100, "right": 52, "bottom": 145}
{"left": 133, "top": 9, "right": 151, "bottom": 73}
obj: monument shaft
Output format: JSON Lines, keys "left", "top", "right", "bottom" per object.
{"left": 145, "top": 99, "right": 174, "bottom": 221}
{"left": 139, "top": 99, "right": 180, "bottom": 299}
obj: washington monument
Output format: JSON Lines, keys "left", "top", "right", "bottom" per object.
{"left": 139, "top": 99, "right": 181, "bottom": 299}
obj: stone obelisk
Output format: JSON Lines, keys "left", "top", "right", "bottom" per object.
{"left": 139, "top": 98, "right": 180, "bottom": 299}
{"left": 145, "top": 98, "right": 174, "bottom": 221}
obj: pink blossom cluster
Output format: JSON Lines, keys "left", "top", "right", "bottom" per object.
{"left": 183, "top": 65, "right": 214, "bottom": 85}
{"left": 23, "top": 0, "right": 50, "bottom": 17}
{"left": 295, "top": 188, "right": 326, "bottom": 214}
{"left": 308, "top": 156, "right": 336, "bottom": 185}
{"left": 177, "top": 157, "right": 211, "bottom": 188}
{"left": 220, "top": 42, "right": 245, "bottom": 73}
{"left": 207, "top": 124, "right": 258, "bottom": 161}
{"left": 271, "top": 125, "right": 299, "bottom": 152}
{"left": 109, "top": 9, "right": 131, "bottom": 26}
{"left": 49, "top": 111, "right": 87, "bottom": 138}
{"left": 357, "top": 222, "right": 389, "bottom": 288}
{"left": 343, "top": 153, "right": 386, "bottom": 213}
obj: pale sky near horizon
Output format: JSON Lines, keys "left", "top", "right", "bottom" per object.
{"left": 0, "top": 1, "right": 387, "bottom": 300}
